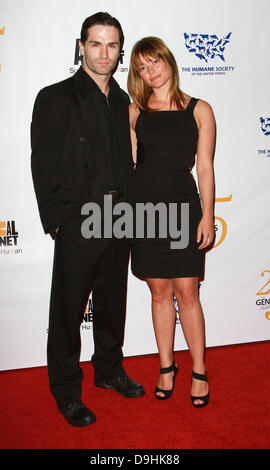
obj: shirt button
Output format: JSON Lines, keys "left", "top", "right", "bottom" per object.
{"left": 80, "top": 137, "right": 87, "bottom": 143}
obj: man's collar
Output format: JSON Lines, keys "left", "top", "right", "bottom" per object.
{"left": 73, "top": 66, "right": 120, "bottom": 98}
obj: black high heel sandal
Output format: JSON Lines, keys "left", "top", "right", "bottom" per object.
{"left": 190, "top": 371, "right": 209, "bottom": 408}
{"left": 155, "top": 360, "right": 178, "bottom": 400}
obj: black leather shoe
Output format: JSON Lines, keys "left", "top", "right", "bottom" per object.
{"left": 94, "top": 375, "right": 145, "bottom": 398}
{"left": 58, "top": 401, "right": 96, "bottom": 427}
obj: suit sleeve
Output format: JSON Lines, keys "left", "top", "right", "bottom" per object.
{"left": 31, "top": 87, "right": 68, "bottom": 235}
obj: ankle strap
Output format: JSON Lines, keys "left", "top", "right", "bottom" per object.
{"left": 192, "top": 371, "right": 208, "bottom": 382}
{"left": 160, "top": 361, "right": 175, "bottom": 374}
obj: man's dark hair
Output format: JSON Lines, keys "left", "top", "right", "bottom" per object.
{"left": 80, "top": 12, "right": 124, "bottom": 50}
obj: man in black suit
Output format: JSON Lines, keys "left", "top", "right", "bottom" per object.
{"left": 31, "top": 12, "right": 144, "bottom": 427}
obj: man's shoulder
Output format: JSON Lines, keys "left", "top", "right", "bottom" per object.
{"left": 36, "top": 75, "right": 74, "bottom": 101}
{"left": 118, "top": 87, "right": 130, "bottom": 104}
{"left": 113, "top": 81, "right": 130, "bottom": 105}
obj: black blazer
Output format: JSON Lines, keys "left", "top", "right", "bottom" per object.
{"left": 31, "top": 66, "right": 133, "bottom": 234}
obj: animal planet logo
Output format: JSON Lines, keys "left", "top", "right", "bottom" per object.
{"left": 256, "top": 270, "right": 270, "bottom": 320}
{"left": 0, "top": 26, "right": 5, "bottom": 72}
{"left": 257, "top": 117, "right": 270, "bottom": 158}
{"left": 0, "top": 220, "right": 22, "bottom": 255}
{"left": 81, "top": 296, "right": 93, "bottom": 330}
{"left": 181, "top": 32, "right": 234, "bottom": 77}
{"left": 70, "top": 39, "right": 127, "bottom": 74}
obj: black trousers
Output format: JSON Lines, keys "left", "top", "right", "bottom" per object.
{"left": 47, "top": 199, "right": 129, "bottom": 405}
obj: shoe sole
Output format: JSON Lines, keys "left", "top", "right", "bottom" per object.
{"left": 65, "top": 414, "right": 96, "bottom": 427}
{"left": 94, "top": 380, "right": 145, "bottom": 398}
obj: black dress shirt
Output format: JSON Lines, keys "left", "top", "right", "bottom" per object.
{"left": 79, "top": 67, "right": 122, "bottom": 191}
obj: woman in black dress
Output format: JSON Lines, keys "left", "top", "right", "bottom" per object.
{"left": 127, "top": 37, "right": 215, "bottom": 406}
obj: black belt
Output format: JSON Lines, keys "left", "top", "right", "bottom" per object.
{"left": 107, "top": 190, "right": 124, "bottom": 202}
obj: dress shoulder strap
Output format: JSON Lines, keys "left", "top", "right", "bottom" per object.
{"left": 186, "top": 97, "right": 199, "bottom": 112}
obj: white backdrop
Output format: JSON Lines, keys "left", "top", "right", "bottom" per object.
{"left": 0, "top": 0, "right": 269, "bottom": 371}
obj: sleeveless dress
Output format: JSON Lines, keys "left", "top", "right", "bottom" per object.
{"left": 128, "top": 97, "right": 204, "bottom": 278}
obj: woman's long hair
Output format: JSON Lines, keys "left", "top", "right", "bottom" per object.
{"left": 127, "top": 36, "right": 186, "bottom": 111}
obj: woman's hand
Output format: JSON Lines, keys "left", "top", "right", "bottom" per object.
{"left": 197, "top": 214, "right": 215, "bottom": 249}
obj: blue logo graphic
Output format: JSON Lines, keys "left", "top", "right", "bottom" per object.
{"left": 173, "top": 283, "right": 202, "bottom": 324}
{"left": 260, "top": 117, "right": 270, "bottom": 136}
{"left": 184, "top": 33, "right": 232, "bottom": 63}
{"left": 173, "top": 295, "right": 180, "bottom": 324}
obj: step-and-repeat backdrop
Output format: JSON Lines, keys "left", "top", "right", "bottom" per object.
{"left": 1, "top": 0, "right": 269, "bottom": 370}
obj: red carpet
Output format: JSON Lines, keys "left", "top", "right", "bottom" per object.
{"left": 0, "top": 341, "right": 269, "bottom": 451}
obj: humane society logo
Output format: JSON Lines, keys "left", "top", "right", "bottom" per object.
{"left": 181, "top": 32, "right": 234, "bottom": 77}
{"left": 260, "top": 118, "right": 270, "bottom": 136}
{"left": 257, "top": 117, "right": 270, "bottom": 158}
{"left": 174, "top": 295, "right": 180, "bottom": 324}
{"left": 184, "top": 32, "right": 231, "bottom": 62}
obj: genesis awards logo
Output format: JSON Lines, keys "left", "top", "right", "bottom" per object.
{"left": 214, "top": 195, "right": 232, "bottom": 248}
{"left": 182, "top": 32, "right": 234, "bottom": 77}
{"left": 256, "top": 270, "right": 270, "bottom": 320}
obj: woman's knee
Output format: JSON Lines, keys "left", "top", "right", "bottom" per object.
{"left": 147, "top": 280, "right": 173, "bottom": 305}
{"left": 173, "top": 280, "right": 199, "bottom": 309}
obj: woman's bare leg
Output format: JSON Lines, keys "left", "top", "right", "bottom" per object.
{"left": 146, "top": 278, "right": 177, "bottom": 397}
{"left": 172, "top": 277, "right": 208, "bottom": 405}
